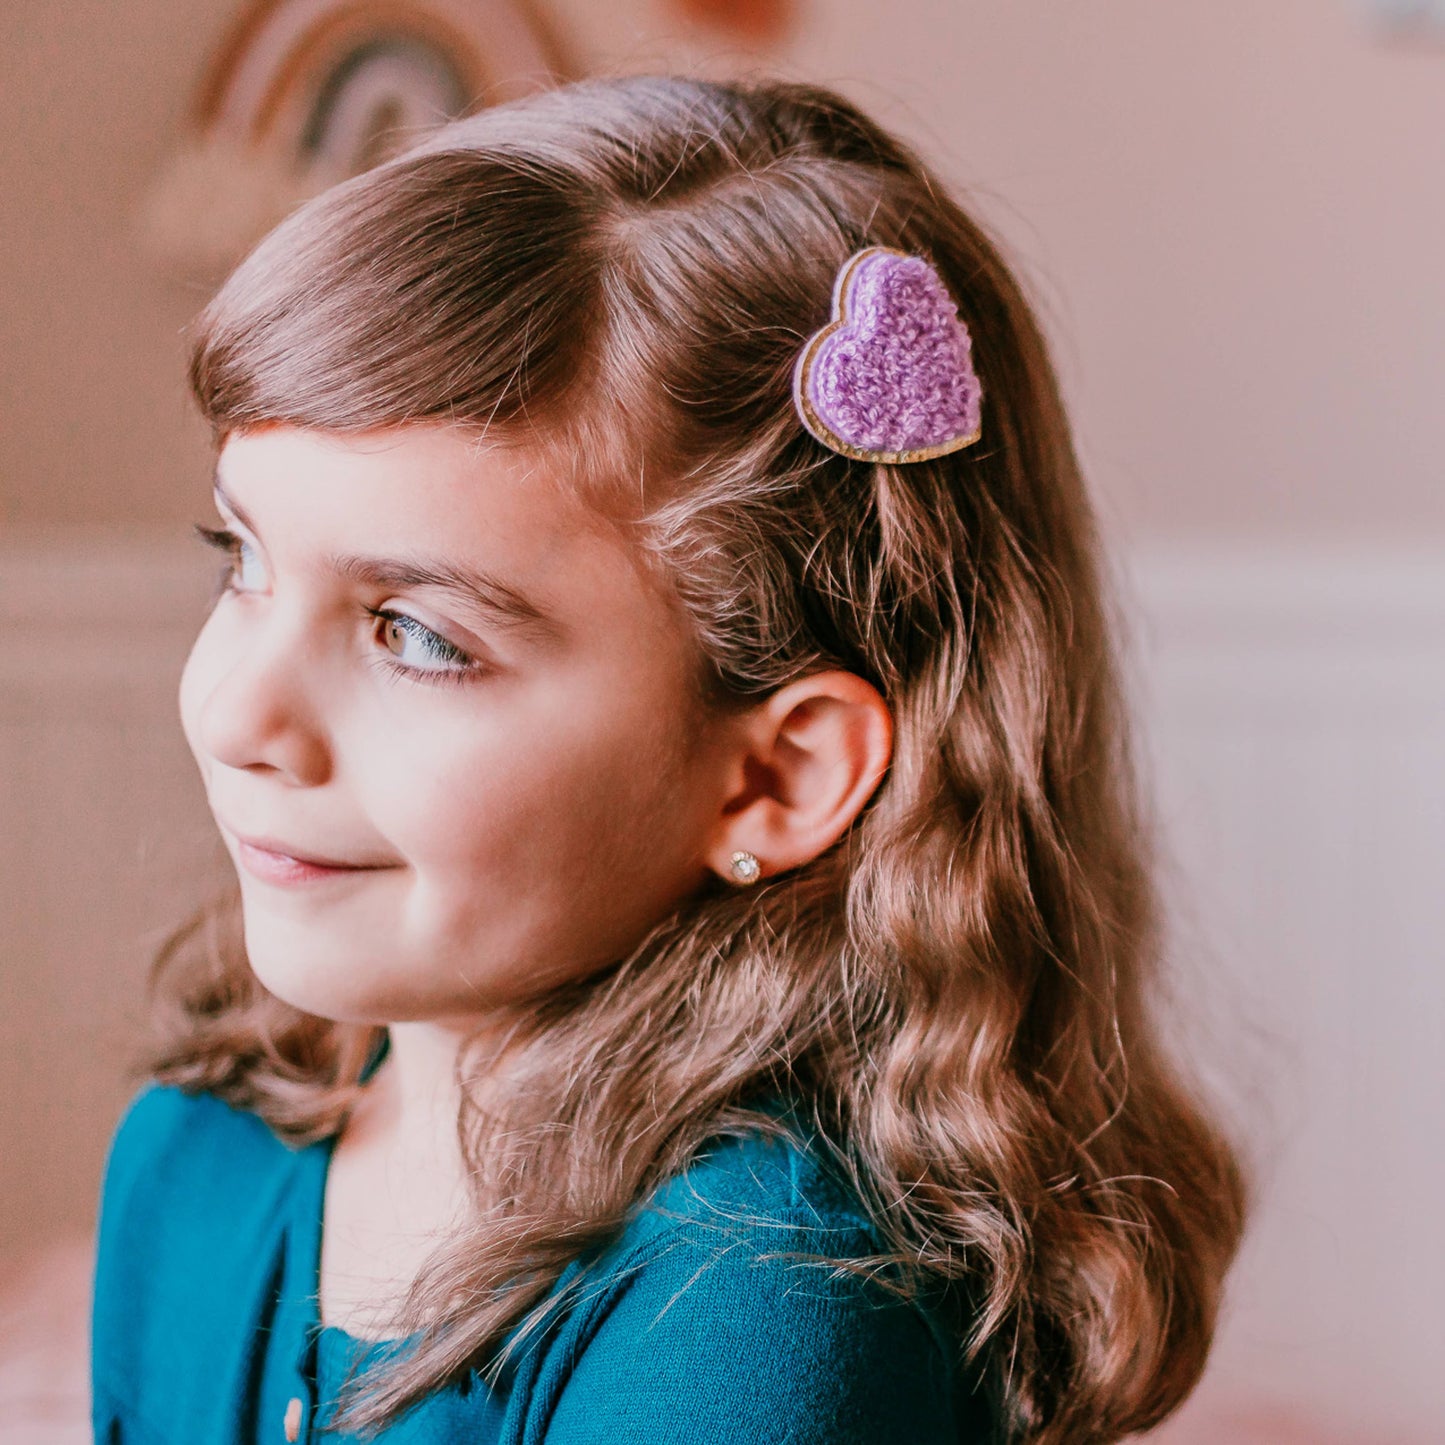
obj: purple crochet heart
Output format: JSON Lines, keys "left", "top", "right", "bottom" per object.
{"left": 793, "top": 248, "right": 983, "bottom": 463}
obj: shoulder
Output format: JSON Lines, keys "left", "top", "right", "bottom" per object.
{"left": 103, "top": 1081, "right": 284, "bottom": 1191}
{"left": 98, "top": 1083, "right": 295, "bottom": 1249}
{"left": 97, "top": 1081, "right": 301, "bottom": 1266}
{"left": 639, "top": 1119, "right": 877, "bottom": 1239}
{"left": 522, "top": 1126, "right": 992, "bottom": 1444}
{"left": 92, "top": 1085, "right": 302, "bottom": 1412}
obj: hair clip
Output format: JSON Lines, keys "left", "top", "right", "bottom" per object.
{"left": 792, "top": 247, "right": 983, "bottom": 464}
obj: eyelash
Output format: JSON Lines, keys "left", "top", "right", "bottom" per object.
{"left": 366, "top": 612, "right": 479, "bottom": 689}
{"left": 193, "top": 523, "right": 248, "bottom": 603}
{"left": 191, "top": 522, "right": 485, "bottom": 688}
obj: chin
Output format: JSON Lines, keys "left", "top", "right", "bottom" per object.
{"left": 239, "top": 920, "right": 401, "bottom": 1024}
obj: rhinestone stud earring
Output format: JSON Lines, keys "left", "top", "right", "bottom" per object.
{"left": 728, "top": 850, "right": 762, "bottom": 886}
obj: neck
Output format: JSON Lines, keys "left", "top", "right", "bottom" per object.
{"left": 320, "top": 1021, "right": 485, "bottom": 1337}
{"left": 354, "top": 1020, "right": 470, "bottom": 1158}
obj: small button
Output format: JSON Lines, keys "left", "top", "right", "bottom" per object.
{"left": 284, "top": 1395, "right": 303, "bottom": 1442}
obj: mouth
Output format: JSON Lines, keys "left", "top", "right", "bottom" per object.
{"left": 224, "top": 828, "right": 398, "bottom": 887}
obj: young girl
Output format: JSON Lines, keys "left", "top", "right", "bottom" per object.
{"left": 91, "top": 75, "right": 1245, "bottom": 1445}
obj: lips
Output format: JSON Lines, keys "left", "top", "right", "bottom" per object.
{"left": 220, "top": 824, "right": 397, "bottom": 885}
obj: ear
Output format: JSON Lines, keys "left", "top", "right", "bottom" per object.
{"left": 707, "top": 670, "right": 892, "bottom": 884}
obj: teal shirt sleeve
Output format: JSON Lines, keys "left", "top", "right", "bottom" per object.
{"left": 539, "top": 1213, "right": 968, "bottom": 1444}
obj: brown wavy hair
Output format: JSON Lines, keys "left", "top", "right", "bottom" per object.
{"left": 150, "top": 75, "right": 1246, "bottom": 1443}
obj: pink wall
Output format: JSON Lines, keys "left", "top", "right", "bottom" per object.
{"left": 784, "top": 0, "right": 1445, "bottom": 544}
{"left": 2, "top": 0, "right": 1441, "bottom": 542}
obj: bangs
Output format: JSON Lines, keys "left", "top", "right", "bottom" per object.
{"left": 188, "top": 148, "right": 604, "bottom": 442}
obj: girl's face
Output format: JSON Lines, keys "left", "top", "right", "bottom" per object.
{"left": 179, "top": 425, "right": 733, "bottom": 1026}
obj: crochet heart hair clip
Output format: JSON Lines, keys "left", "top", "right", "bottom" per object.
{"left": 792, "top": 247, "right": 984, "bottom": 465}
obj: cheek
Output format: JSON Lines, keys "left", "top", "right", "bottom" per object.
{"left": 373, "top": 692, "right": 702, "bottom": 921}
{"left": 373, "top": 725, "right": 605, "bottom": 885}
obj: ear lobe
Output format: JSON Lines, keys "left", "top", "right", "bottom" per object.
{"left": 709, "top": 670, "right": 892, "bottom": 882}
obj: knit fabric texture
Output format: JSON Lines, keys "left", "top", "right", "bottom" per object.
{"left": 793, "top": 248, "right": 983, "bottom": 462}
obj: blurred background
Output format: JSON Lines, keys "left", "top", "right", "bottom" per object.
{"left": 1, "top": 1, "right": 1441, "bottom": 1440}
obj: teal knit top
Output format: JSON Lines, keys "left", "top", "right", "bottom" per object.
{"left": 92, "top": 1081, "right": 997, "bottom": 1444}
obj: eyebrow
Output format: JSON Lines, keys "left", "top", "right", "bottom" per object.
{"left": 212, "top": 479, "right": 560, "bottom": 640}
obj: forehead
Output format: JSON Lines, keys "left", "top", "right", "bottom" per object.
{"left": 213, "top": 425, "right": 674, "bottom": 642}
{"left": 218, "top": 425, "right": 591, "bottom": 550}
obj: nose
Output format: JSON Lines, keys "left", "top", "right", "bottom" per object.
{"left": 187, "top": 611, "right": 333, "bottom": 789}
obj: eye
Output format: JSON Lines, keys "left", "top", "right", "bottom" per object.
{"left": 231, "top": 537, "right": 267, "bottom": 591}
{"left": 193, "top": 523, "right": 267, "bottom": 595}
{"left": 371, "top": 609, "right": 482, "bottom": 684}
